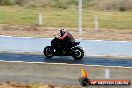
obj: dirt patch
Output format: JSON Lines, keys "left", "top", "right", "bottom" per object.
{"left": 0, "top": 81, "right": 81, "bottom": 88}
{"left": 0, "top": 24, "right": 132, "bottom": 41}
{"left": 0, "top": 81, "right": 29, "bottom": 88}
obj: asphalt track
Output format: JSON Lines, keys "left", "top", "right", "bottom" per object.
{"left": 0, "top": 53, "right": 132, "bottom": 67}
{"left": 0, "top": 36, "right": 132, "bottom": 67}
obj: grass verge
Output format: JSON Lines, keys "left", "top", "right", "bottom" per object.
{"left": 0, "top": 6, "right": 132, "bottom": 29}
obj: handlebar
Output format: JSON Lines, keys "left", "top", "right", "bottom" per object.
{"left": 54, "top": 35, "right": 60, "bottom": 38}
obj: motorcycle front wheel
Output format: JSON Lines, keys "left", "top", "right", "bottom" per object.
{"left": 43, "top": 46, "right": 54, "bottom": 58}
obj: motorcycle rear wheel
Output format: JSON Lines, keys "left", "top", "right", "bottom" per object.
{"left": 72, "top": 47, "right": 84, "bottom": 60}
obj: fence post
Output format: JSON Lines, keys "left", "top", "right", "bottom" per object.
{"left": 94, "top": 15, "right": 99, "bottom": 32}
{"left": 38, "top": 13, "right": 43, "bottom": 25}
{"left": 78, "top": 0, "right": 83, "bottom": 39}
{"left": 105, "top": 69, "right": 110, "bottom": 79}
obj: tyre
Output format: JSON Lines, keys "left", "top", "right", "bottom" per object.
{"left": 72, "top": 47, "right": 84, "bottom": 60}
{"left": 79, "top": 77, "right": 91, "bottom": 87}
{"left": 82, "top": 78, "right": 91, "bottom": 87}
{"left": 43, "top": 46, "right": 54, "bottom": 58}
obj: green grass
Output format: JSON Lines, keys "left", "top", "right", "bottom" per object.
{"left": 0, "top": 6, "right": 132, "bottom": 29}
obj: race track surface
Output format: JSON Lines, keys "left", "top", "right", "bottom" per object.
{"left": 0, "top": 53, "right": 132, "bottom": 67}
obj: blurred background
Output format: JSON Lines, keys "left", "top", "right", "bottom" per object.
{"left": 0, "top": 0, "right": 132, "bottom": 40}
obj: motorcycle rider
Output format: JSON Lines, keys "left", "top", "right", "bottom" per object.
{"left": 59, "top": 29, "right": 75, "bottom": 52}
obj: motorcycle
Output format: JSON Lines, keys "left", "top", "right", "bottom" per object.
{"left": 43, "top": 36, "right": 84, "bottom": 60}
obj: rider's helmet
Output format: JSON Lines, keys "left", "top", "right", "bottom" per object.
{"left": 60, "top": 29, "right": 66, "bottom": 36}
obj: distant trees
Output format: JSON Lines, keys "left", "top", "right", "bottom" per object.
{"left": 0, "top": 0, "right": 29, "bottom": 6}
{"left": 0, "top": 0, "right": 131, "bottom": 11}
{"left": 0, "top": 0, "right": 15, "bottom": 5}
{"left": 95, "top": 0, "right": 132, "bottom": 11}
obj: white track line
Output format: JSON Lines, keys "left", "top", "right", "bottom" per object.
{"left": 0, "top": 35, "right": 12, "bottom": 37}
{"left": 83, "top": 39, "right": 131, "bottom": 43}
